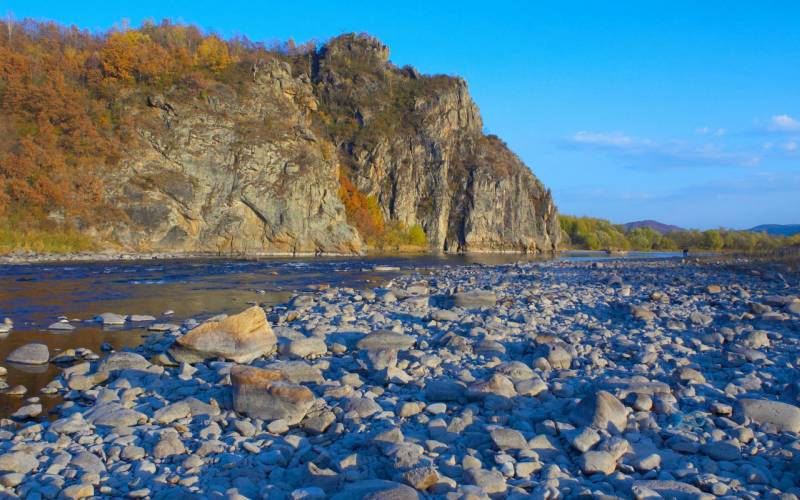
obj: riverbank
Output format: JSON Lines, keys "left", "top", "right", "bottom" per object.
{"left": 0, "top": 258, "right": 798, "bottom": 498}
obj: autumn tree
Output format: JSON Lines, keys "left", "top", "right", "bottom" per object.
{"left": 194, "top": 35, "right": 232, "bottom": 73}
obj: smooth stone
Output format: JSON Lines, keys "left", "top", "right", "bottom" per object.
{"left": 96, "top": 351, "right": 151, "bottom": 372}
{"left": 5, "top": 343, "right": 49, "bottom": 365}
{"left": 737, "top": 399, "right": 800, "bottom": 433}
{"left": 0, "top": 452, "right": 38, "bottom": 474}
{"left": 356, "top": 331, "right": 416, "bottom": 351}
{"left": 48, "top": 321, "right": 75, "bottom": 331}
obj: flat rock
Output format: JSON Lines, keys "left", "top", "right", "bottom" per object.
{"left": 230, "top": 365, "right": 314, "bottom": 425}
{"left": 48, "top": 321, "right": 75, "bottom": 331}
{"left": 736, "top": 399, "right": 800, "bottom": 433}
{"left": 447, "top": 290, "right": 497, "bottom": 309}
{"left": 5, "top": 343, "right": 49, "bottom": 365}
{"left": 97, "top": 312, "right": 126, "bottom": 325}
{"left": 330, "top": 480, "right": 421, "bottom": 500}
{"left": 169, "top": 306, "right": 277, "bottom": 363}
{"left": 357, "top": 331, "right": 416, "bottom": 351}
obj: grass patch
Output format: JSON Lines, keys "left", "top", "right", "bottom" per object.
{"left": 0, "top": 223, "right": 98, "bottom": 254}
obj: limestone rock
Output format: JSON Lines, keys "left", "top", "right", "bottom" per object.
{"left": 230, "top": 365, "right": 314, "bottom": 425}
{"left": 169, "top": 306, "right": 277, "bottom": 363}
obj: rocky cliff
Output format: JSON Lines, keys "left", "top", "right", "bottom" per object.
{"left": 102, "top": 33, "right": 559, "bottom": 254}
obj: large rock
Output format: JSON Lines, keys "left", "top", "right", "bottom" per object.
{"left": 99, "top": 34, "right": 558, "bottom": 255}
{"left": 736, "top": 399, "right": 800, "bottom": 433}
{"left": 572, "top": 390, "right": 628, "bottom": 433}
{"left": 230, "top": 365, "right": 315, "bottom": 425}
{"left": 169, "top": 306, "right": 277, "bottom": 363}
{"left": 5, "top": 343, "right": 49, "bottom": 365}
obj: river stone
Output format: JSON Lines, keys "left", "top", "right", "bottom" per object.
{"left": 463, "top": 468, "right": 507, "bottom": 494}
{"left": 736, "top": 399, "right": 800, "bottom": 433}
{"left": 579, "top": 450, "right": 617, "bottom": 475}
{"left": 230, "top": 365, "right": 314, "bottom": 425}
{"left": 447, "top": 291, "right": 497, "bottom": 309}
{"left": 489, "top": 427, "right": 528, "bottom": 450}
{"left": 71, "top": 451, "right": 106, "bottom": 474}
{"left": 5, "top": 343, "right": 49, "bottom": 365}
{"left": 572, "top": 390, "right": 628, "bottom": 433}
{"left": 0, "top": 452, "right": 38, "bottom": 474}
{"left": 97, "top": 312, "right": 126, "bottom": 326}
{"left": 357, "top": 331, "right": 416, "bottom": 351}
{"left": 61, "top": 484, "right": 94, "bottom": 500}
{"left": 169, "top": 306, "right": 277, "bottom": 363}
{"left": 633, "top": 480, "right": 713, "bottom": 500}
{"left": 50, "top": 413, "right": 90, "bottom": 434}
{"left": 425, "top": 378, "right": 466, "bottom": 401}
{"left": 84, "top": 402, "right": 147, "bottom": 428}
{"left": 48, "top": 321, "right": 75, "bottom": 331}
{"left": 281, "top": 337, "right": 327, "bottom": 359}
{"left": 330, "top": 480, "right": 421, "bottom": 500}
{"left": 97, "top": 351, "right": 151, "bottom": 372}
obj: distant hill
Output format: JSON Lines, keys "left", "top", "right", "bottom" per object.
{"left": 749, "top": 224, "right": 800, "bottom": 236}
{"left": 622, "top": 220, "right": 685, "bottom": 234}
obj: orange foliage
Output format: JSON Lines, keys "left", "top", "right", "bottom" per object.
{"left": 338, "top": 168, "right": 384, "bottom": 242}
{"left": 101, "top": 31, "right": 170, "bottom": 83}
{"left": 0, "top": 19, "right": 251, "bottom": 225}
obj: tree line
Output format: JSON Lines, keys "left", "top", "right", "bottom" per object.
{"left": 560, "top": 215, "right": 800, "bottom": 253}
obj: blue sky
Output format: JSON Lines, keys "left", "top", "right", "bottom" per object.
{"left": 5, "top": 1, "right": 799, "bottom": 229}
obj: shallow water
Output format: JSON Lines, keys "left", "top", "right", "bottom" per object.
{"left": 0, "top": 252, "right": 684, "bottom": 416}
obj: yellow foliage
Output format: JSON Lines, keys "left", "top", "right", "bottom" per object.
{"left": 195, "top": 36, "right": 232, "bottom": 73}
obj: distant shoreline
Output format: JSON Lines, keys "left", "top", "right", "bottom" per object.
{"left": 0, "top": 248, "right": 688, "bottom": 266}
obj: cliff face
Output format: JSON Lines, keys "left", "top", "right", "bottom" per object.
{"left": 103, "top": 34, "right": 559, "bottom": 254}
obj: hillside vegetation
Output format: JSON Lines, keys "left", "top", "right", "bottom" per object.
{"left": 561, "top": 215, "right": 800, "bottom": 253}
{"left": 0, "top": 19, "right": 439, "bottom": 252}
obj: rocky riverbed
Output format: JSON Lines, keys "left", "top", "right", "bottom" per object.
{"left": 0, "top": 258, "right": 799, "bottom": 499}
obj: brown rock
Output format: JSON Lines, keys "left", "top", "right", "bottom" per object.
{"left": 230, "top": 365, "right": 315, "bottom": 425}
{"left": 169, "top": 306, "right": 276, "bottom": 363}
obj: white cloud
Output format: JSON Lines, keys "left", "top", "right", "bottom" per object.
{"left": 768, "top": 114, "right": 800, "bottom": 132}
{"left": 782, "top": 141, "right": 798, "bottom": 152}
{"left": 562, "top": 131, "right": 760, "bottom": 168}
{"left": 570, "top": 131, "right": 640, "bottom": 147}
{"left": 696, "top": 126, "right": 726, "bottom": 137}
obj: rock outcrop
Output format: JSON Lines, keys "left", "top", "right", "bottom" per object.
{"left": 102, "top": 34, "right": 559, "bottom": 254}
